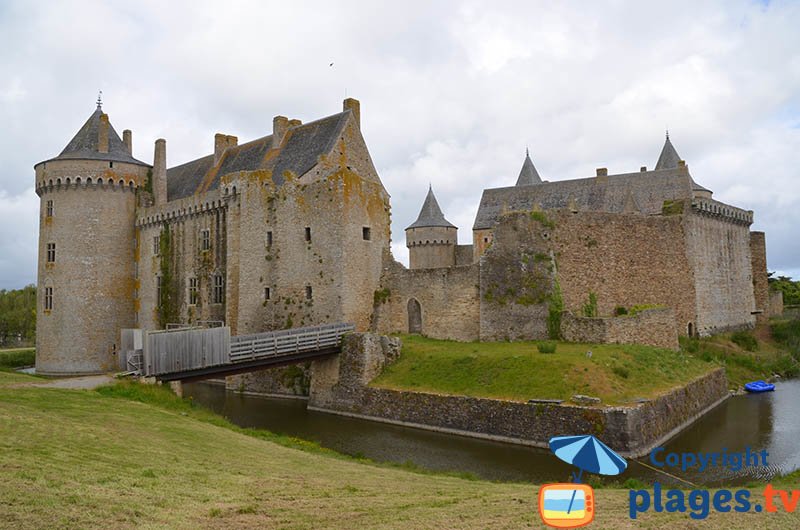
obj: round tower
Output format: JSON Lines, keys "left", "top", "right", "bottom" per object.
{"left": 34, "top": 100, "right": 151, "bottom": 375}
{"left": 405, "top": 186, "right": 457, "bottom": 269}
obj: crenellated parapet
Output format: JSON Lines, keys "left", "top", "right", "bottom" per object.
{"left": 691, "top": 198, "right": 753, "bottom": 226}
{"left": 36, "top": 174, "right": 141, "bottom": 196}
{"left": 135, "top": 189, "right": 234, "bottom": 228}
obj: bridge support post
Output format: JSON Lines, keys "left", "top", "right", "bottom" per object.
{"left": 169, "top": 380, "right": 184, "bottom": 398}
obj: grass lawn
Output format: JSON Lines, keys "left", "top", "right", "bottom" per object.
{"left": 1, "top": 371, "right": 798, "bottom": 529}
{"left": 372, "top": 335, "right": 716, "bottom": 404}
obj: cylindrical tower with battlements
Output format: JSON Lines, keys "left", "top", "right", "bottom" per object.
{"left": 34, "top": 102, "right": 151, "bottom": 375}
{"left": 406, "top": 186, "right": 458, "bottom": 269}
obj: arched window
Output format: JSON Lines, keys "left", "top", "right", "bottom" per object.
{"left": 407, "top": 298, "right": 422, "bottom": 334}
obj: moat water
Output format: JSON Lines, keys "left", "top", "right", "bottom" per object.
{"left": 184, "top": 379, "right": 800, "bottom": 486}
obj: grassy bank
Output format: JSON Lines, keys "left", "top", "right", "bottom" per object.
{"left": 1, "top": 372, "right": 799, "bottom": 528}
{"left": 372, "top": 335, "right": 714, "bottom": 404}
{"left": 681, "top": 320, "right": 800, "bottom": 389}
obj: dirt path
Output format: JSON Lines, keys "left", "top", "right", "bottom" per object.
{"left": 19, "top": 374, "right": 115, "bottom": 390}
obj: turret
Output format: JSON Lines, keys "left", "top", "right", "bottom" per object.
{"left": 405, "top": 186, "right": 457, "bottom": 269}
{"left": 33, "top": 98, "right": 151, "bottom": 375}
{"left": 515, "top": 148, "right": 542, "bottom": 186}
{"left": 654, "top": 132, "right": 712, "bottom": 199}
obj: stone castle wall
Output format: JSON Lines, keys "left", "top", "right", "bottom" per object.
{"left": 406, "top": 226, "right": 457, "bottom": 269}
{"left": 478, "top": 212, "right": 555, "bottom": 341}
{"left": 308, "top": 333, "right": 729, "bottom": 456}
{"left": 135, "top": 190, "right": 229, "bottom": 331}
{"left": 561, "top": 308, "right": 679, "bottom": 350}
{"left": 226, "top": 363, "right": 311, "bottom": 397}
{"left": 371, "top": 253, "right": 480, "bottom": 341}
{"left": 551, "top": 209, "right": 696, "bottom": 333}
{"left": 685, "top": 204, "right": 756, "bottom": 335}
{"left": 769, "top": 290, "right": 784, "bottom": 317}
{"left": 750, "top": 231, "right": 769, "bottom": 325}
{"left": 35, "top": 160, "right": 148, "bottom": 375}
{"left": 135, "top": 111, "right": 389, "bottom": 340}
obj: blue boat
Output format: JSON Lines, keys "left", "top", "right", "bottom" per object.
{"left": 745, "top": 381, "right": 775, "bottom": 393}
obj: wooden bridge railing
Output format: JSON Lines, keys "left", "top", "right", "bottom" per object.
{"left": 229, "top": 323, "right": 354, "bottom": 363}
{"left": 142, "top": 323, "right": 354, "bottom": 378}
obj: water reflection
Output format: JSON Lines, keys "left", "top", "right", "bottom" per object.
{"left": 184, "top": 379, "right": 800, "bottom": 486}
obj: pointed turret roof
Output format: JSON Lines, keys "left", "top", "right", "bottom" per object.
{"left": 515, "top": 149, "right": 542, "bottom": 186}
{"left": 654, "top": 132, "right": 681, "bottom": 170}
{"left": 406, "top": 186, "right": 456, "bottom": 229}
{"left": 40, "top": 104, "right": 149, "bottom": 167}
{"left": 653, "top": 132, "right": 713, "bottom": 195}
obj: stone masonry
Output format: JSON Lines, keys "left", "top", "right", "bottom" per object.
{"left": 36, "top": 101, "right": 770, "bottom": 381}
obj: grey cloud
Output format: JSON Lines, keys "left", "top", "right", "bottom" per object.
{"left": 0, "top": 0, "right": 798, "bottom": 288}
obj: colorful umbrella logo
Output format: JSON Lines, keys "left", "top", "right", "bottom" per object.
{"left": 549, "top": 434, "right": 627, "bottom": 483}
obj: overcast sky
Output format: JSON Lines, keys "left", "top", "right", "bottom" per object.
{"left": 1, "top": 0, "right": 798, "bottom": 290}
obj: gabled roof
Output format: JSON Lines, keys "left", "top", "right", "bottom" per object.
{"left": 655, "top": 133, "right": 681, "bottom": 170}
{"left": 40, "top": 106, "right": 149, "bottom": 167}
{"left": 167, "top": 111, "right": 350, "bottom": 201}
{"left": 406, "top": 186, "right": 456, "bottom": 229}
{"left": 515, "top": 150, "right": 542, "bottom": 186}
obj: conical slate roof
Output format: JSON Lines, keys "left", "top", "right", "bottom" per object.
{"left": 44, "top": 105, "right": 149, "bottom": 167}
{"left": 515, "top": 149, "right": 542, "bottom": 186}
{"left": 406, "top": 186, "right": 456, "bottom": 229}
{"left": 653, "top": 133, "right": 712, "bottom": 194}
{"left": 654, "top": 133, "right": 681, "bottom": 170}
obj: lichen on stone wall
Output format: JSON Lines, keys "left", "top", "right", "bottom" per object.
{"left": 530, "top": 210, "right": 556, "bottom": 229}
{"left": 662, "top": 200, "right": 684, "bottom": 215}
{"left": 157, "top": 223, "right": 179, "bottom": 328}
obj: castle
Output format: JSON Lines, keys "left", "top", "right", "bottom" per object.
{"left": 34, "top": 98, "right": 770, "bottom": 376}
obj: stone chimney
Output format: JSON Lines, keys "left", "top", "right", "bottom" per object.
{"left": 214, "top": 134, "right": 238, "bottom": 165}
{"left": 596, "top": 168, "right": 608, "bottom": 176}
{"left": 273, "top": 116, "right": 289, "bottom": 148}
{"left": 153, "top": 139, "right": 167, "bottom": 205}
{"left": 640, "top": 166, "right": 647, "bottom": 172}
{"left": 343, "top": 98, "right": 360, "bottom": 129}
{"left": 98, "top": 113, "right": 110, "bottom": 153}
{"left": 123, "top": 130, "right": 132, "bottom": 154}
{"left": 289, "top": 118, "right": 302, "bottom": 127}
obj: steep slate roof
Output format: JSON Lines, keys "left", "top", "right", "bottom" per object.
{"left": 42, "top": 106, "right": 149, "bottom": 167}
{"left": 407, "top": 186, "right": 457, "bottom": 229}
{"left": 654, "top": 133, "right": 681, "bottom": 170}
{"left": 472, "top": 168, "right": 694, "bottom": 230}
{"left": 654, "top": 133, "right": 712, "bottom": 194}
{"left": 515, "top": 150, "right": 542, "bottom": 186}
{"left": 167, "top": 111, "right": 350, "bottom": 201}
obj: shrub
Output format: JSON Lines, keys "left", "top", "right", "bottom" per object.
{"left": 582, "top": 292, "right": 598, "bottom": 318}
{"left": 614, "top": 306, "right": 628, "bottom": 316}
{"left": 731, "top": 331, "right": 758, "bottom": 352}
{"left": 537, "top": 341, "right": 557, "bottom": 354}
{"left": 0, "top": 349, "right": 35, "bottom": 368}
{"left": 612, "top": 365, "right": 630, "bottom": 379}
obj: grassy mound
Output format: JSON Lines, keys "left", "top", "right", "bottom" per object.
{"left": 372, "top": 335, "right": 715, "bottom": 404}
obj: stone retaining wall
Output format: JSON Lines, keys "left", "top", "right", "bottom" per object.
{"left": 561, "top": 308, "right": 679, "bottom": 350}
{"left": 308, "top": 333, "right": 728, "bottom": 456}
